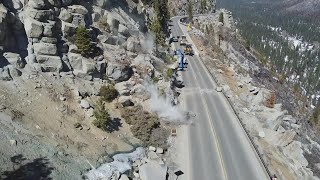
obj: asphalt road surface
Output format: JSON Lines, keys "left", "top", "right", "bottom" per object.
{"left": 170, "top": 16, "right": 270, "bottom": 180}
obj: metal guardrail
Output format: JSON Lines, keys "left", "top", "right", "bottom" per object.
{"left": 197, "top": 54, "right": 273, "bottom": 179}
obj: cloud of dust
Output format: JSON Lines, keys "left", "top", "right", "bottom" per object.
{"left": 140, "top": 33, "right": 155, "bottom": 54}
{"left": 145, "top": 82, "right": 186, "bottom": 123}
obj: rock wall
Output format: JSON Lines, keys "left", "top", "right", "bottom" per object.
{"left": 0, "top": 0, "right": 149, "bottom": 81}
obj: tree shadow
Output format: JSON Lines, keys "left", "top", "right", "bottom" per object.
{"left": 105, "top": 117, "right": 123, "bottom": 133}
{"left": 1, "top": 155, "right": 54, "bottom": 180}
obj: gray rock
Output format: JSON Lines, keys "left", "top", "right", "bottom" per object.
{"left": 36, "top": 55, "right": 63, "bottom": 72}
{"left": 3, "top": 52, "right": 25, "bottom": 68}
{"left": 156, "top": 148, "right": 164, "bottom": 154}
{"left": 115, "top": 82, "right": 131, "bottom": 96}
{"left": 107, "top": 63, "right": 133, "bottom": 83}
{"left": 139, "top": 161, "right": 167, "bottom": 180}
{"left": 68, "top": 53, "right": 83, "bottom": 70}
{"left": 147, "top": 151, "right": 159, "bottom": 160}
{"left": 24, "top": 18, "right": 43, "bottom": 38}
{"left": 80, "top": 99, "right": 90, "bottom": 109}
{"left": 68, "top": 5, "right": 88, "bottom": 15}
{"left": 127, "top": 36, "right": 141, "bottom": 52}
{"left": 93, "top": 0, "right": 107, "bottom": 7}
{"left": 107, "top": 14, "right": 120, "bottom": 33}
{"left": 82, "top": 59, "right": 96, "bottom": 75}
{"left": 27, "top": 8, "right": 55, "bottom": 22}
{"left": 71, "top": 14, "right": 86, "bottom": 27}
{"left": 283, "top": 115, "right": 297, "bottom": 124}
{"left": 7, "top": 65, "right": 22, "bottom": 77}
{"left": 0, "top": 67, "right": 12, "bottom": 81}
{"left": 33, "top": 43, "right": 57, "bottom": 55}
{"left": 118, "top": 96, "right": 134, "bottom": 107}
{"left": 118, "top": 24, "right": 130, "bottom": 37}
{"left": 59, "top": 8, "right": 73, "bottom": 22}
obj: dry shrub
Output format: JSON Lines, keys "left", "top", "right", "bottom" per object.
{"left": 99, "top": 85, "right": 118, "bottom": 102}
{"left": 265, "top": 92, "right": 276, "bottom": 108}
{"left": 120, "top": 106, "right": 169, "bottom": 148}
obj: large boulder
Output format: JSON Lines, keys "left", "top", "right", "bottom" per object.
{"left": 43, "top": 22, "right": 55, "bottom": 37}
{"left": 107, "top": 63, "right": 133, "bottom": 83}
{"left": 36, "top": 55, "right": 63, "bottom": 72}
{"left": 33, "top": 42, "right": 57, "bottom": 55}
{"left": 7, "top": 65, "right": 22, "bottom": 77}
{"left": 132, "top": 54, "right": 154, "bottom": 77}
{"left": 24, "top": 18, "right": 43, "bottom": 38}
{"left": 82, "top": 59, "right": 96, "bottom": 75}
{"left": 68, "top": 53, "right": 83, "bottom": 71}
{"left": 26, "top": 8, "right": 55, "bottom": 22}
{"left": 139, "top": 161, "right": 167, "bottom": 180}
{"left": 127, "top": 36, "right": 141, "bottom": 52}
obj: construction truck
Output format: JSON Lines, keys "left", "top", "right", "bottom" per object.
{"left": 180, "top": 35, "right": 187, "bottom": 46}
{"left": 184, "top": 44, "right": 194, "bottom": 56}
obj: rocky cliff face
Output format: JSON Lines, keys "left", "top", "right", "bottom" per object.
{"left": 0, "top": 0, "right": 150, "bottom": 81}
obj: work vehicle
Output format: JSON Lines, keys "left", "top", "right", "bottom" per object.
{"left": 184, "top": 44, "right": 194, "bottom": 56}
{"left": 180, "top": 35, "right": 187, "bottom": 46}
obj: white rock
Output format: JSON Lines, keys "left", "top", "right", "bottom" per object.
{"left": 9, "top": 139, "right": 17, "bottom": 146}
{"left": 118, "top": 24, "right": 130, "bottom": 37}
{"left": 80, "top": 99, "right": 90, "bottom": 109}
{"left": 28, "top": 0, "right": 48, "bottom": 9}
{"left": 216, "top": 87, "right": 222, "bottom": 92}
{"left": 60, "top": 96, "right": 66, "bottom": 101}
{"left": 127, "top": 36, "right": 141, "bottom": 52}
{"left": 147, "top": 151, "right": 159, "bottom": 160}
{"left": 156, "top": 148, "right": 164, "bottom": 154}
{"left": 59, "top": 8, "right": 73, "bottom": 22}
{"left": 149, "top": 146, "right": 156, "bottom": 152}
{"left": 258, "top": 131, "right": 265, "bottom": 138}
{"left": 85, "top": 108, "right": 94, "bottom": 117}
{"left": 68, "top": 53, "right": 83, "bottom": 71}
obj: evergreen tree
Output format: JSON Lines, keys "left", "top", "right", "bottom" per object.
{"left": 93, "top": 99, "right": 111, "bottom": 130}
{"left": 75, "top": 26, "right": 94, "bottom": 57}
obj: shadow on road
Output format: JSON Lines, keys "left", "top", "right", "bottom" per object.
{"left": 1, "top": 154, "right": 54, "bottom": 180}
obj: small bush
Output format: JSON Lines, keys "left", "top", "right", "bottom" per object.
{"left": 310, "top": 106, "right": 320, "bottom": 125}
{"left": 99, "top": 85, "right": 118, "bottom": 102}
{"left": 93, "top": 99, "right": 111, "bottom": 129}
{"left": 165, "top": 68, "right": 174, "bottom": 80}
{"left": 265, "top": 92, "right": 276, "bottom": 108}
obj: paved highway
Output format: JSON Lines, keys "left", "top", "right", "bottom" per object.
{"left": 171, "top": 17, "right": 270, "bottom": 180}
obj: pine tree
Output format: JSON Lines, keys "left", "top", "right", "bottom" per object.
{"left": 75, "top": 26, "right": 94, "bottom": 57}
{"left": 93, "top": 98, "right": 110, "bottom": 130}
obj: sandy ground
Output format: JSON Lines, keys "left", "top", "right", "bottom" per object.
{"left": 0, "top": 71, "right": 138, "bottom": 179}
